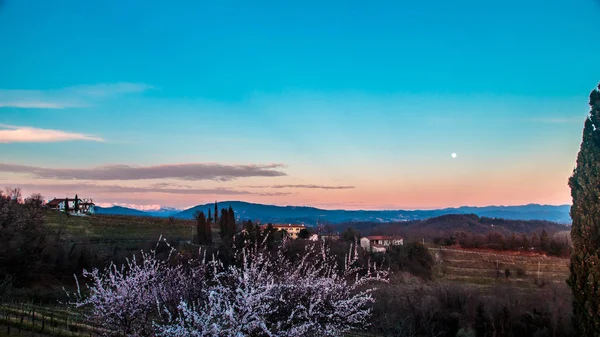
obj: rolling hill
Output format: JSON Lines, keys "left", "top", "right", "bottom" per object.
{"left": 171, "top": 201, "right": 571, "bottom": 225}
{"left": 347, "top": 213, "right": 571, "bottom": 239}
{"left": 93, "top": 201, "right": 571, "bottom": 225}
{"left": 94, "top": 205, "right": 148, "bottom": 216}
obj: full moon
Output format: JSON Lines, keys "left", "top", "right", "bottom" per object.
{"left": 451, "top": 153, "right": 457, "bottom": 158}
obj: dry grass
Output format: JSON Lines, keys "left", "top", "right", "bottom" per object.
{"left": 431, "top": 247, "right": 570, "bottom": 288}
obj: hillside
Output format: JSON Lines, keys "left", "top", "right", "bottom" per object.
{"left": 432, "top": 247, "right": 570, "bottom": 287}
{"left": 94, "top": 205, "right": 149, "bottom": 216}
{"left": 342, "top": 213, "right": 571, "bottom": 239}
{"left": 170, "top": 201, "right": 571, "bottom": 225}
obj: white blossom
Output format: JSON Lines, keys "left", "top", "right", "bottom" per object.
{"left": 69, "top": 237, "right": 388, "bottom": 337}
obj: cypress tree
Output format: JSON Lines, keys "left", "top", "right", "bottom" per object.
{"left": 74, "top": 194, "right": 79, "bottom": 213}
{"left": 204, "top": 212, "right": 212, "bottom": 244}
{"left": 568, "top": 83, "right": 600, "bottom": 336}
{"left": 228, "top": 206, "right": 236, "bottom": 236}
{"left": 214, "top": 201, "right": 219, "bottom": 224}
{"left": 194, "top": 211, "right": 207, "bottom": 245}
{"left": 219, "top": 208, "right": 229, "bottom": 240}
{"left": 208, "top": 208, "right": 212, "bottom": 224}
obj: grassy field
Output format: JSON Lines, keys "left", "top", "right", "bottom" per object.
{"left": 430, "top": 247, "right": 570, "bottom": 288}
{"left": 0, "top": 302, "right": 97, "bottom": 337}
{"left": 45, "top": 211, "right": 198, "bottom": 242}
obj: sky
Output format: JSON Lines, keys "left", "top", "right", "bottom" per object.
{"left": 1, "top": 0, "right": 599, "bottom": 210}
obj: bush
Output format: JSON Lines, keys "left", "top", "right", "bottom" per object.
{"left": 382, "top": 242, "right": 434, "bottom": 279}
{"left": 370, "top": 282, "right": 572, "bottom": 337}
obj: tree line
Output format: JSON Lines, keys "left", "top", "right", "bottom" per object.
{"left": 433, "top": 229, "right": 572, "bottom": 257}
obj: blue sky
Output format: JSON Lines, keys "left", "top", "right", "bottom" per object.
{"left": 0, "top": 0, "right": 599, "bottom": 209}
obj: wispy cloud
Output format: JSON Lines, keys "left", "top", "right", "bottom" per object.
{"left": 10, "top": 182, "right": 292, "bottom": 197}
{"left": 0, "top": 162, "right": 286, "bottom": 181}
{"left": 246, "top": 184, "right": 354, "bottom": 190}
{"left": 0, "top": 83, "right": 152, "bottom": 109}
{"left": 0, "top": 124, "right": 104, "bottom": 143}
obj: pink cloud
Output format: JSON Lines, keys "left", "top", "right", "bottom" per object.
{"left": 246, "top": 184, "right": 354, "bottom": 190}
{"left": 0, "top": 162, "right": 286, "bottom": 181}
{"left": 0, "top": 124, "right": 103, "bottom": 143}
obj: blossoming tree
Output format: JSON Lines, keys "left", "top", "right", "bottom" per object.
{"left": 68, "top": 237, "right": 388, "bottom": 337}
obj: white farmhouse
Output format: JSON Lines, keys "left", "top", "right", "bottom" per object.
{"left": 360, "top": 235, "right": 404, "bottom": 252}
{"left": 47, "top": 196, "right": 95, "bottom": 215}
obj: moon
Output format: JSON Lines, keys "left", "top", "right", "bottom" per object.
{"left": 451, "top": 153, "right": 457, "bottom": 158}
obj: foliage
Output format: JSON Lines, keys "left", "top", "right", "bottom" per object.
{"left": 434, "top": 230, "right": 571, "bottom": 257}
{"left": 68, "top": 239, "right": 203, "bottom": 337}
{"left": 0, "top": 191, "right": 60, "bottom": 287}
{"left": 218, "top": 207, "right": 236, "bottom": 244}
{"left": 376, "top": 242, "right": 434, "bottom": 279}
{"left": 193, "top": 211, "right": 211, "bottom": 245}
{"left": 568, "top": 83, "right": 600, "bottom": 336}
{"left": 370, "top": 281, "right": 572, "bottom": 337}
{"left": 341, "top": 227, "right": 360, "bottom": 242}
{"left": 540, "top": 229, "right": 549, "bottom": 252}
{"left": 68, "top": 238, "right": 388, "bottom": 337}
{"left": 298, "top": 228, "right": 311, "bottom": 239}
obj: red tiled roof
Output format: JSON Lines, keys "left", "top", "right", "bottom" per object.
{"left": 47, "top": 198, "right": 65, "bottom": 207}
{"left": 47, "top": 198, "right": 85, "bottom": 207}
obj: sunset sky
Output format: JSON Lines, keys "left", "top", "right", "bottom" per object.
{"left": 1, "top": 0, "right": 599, "bottom": 210}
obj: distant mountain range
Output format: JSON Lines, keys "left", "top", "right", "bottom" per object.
{"left": 341, "top": 213, "right": 571, "bottom": 239}
{"left": 95, "top": 206, "right": 181, "bottom": 217}
{"left": 95, "top": 201, "right": 572, "bottom": 225}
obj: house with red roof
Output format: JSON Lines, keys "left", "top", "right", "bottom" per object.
{"left": 47, "top": 195, "right": 95, "bottom": 215}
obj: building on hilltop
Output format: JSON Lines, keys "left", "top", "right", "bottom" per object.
{"left": 259, "top": 223, "right": 306, "bottom": 239}
{"left": 47, "top": 196, "right": 95, "bottom": 215}
{"left": 360, "top": 235, "right": 404, "bottom": 252}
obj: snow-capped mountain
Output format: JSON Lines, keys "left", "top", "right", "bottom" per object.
{"left": 143, "top": 207, "right": 182, "bottom": 217}
{"left": 95, "top": 205, "right": 182, "bottom": 217}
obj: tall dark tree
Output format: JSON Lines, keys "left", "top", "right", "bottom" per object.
{"left": 238, "top": 220, "right": 261, "bottom": 247}
{"left": 214, "top": 201, "right": 218, "bottom": 224}
{"left": 207, "top": 208, "right": 212, "bottom": 224}
{"left": 509, "top": 232, "right": 517, "bottom": 250}
{"left": 521, "top": 234, "right": 529, "bottom": 249}
{"left": 341, "top": 227, "right": 359, "bottom": 242}
{"left": 531, "top": 232, "right": 540, "bottom": 250}
{"left": 219, "top": 208, "right": 229, "bottom": 241}
{"left": 540, "top": 229, "right": 549, "bottom": 252}
{"left": 203, "top": 212, "right": 212, "bottom": 245}
{"left": 74, "top": 194, "right": 79, "bottom": 213}
{"left": 568, "top": 83, "right": 600, "bottom": 336}
{"left": 194, "top": 211, "right": 209, "bottom": 245}
{"left": 227, "top": 206, "right": 236, "bottom": 236}
{"left": 298, "top": 228, "right": 311, "bottom": 239}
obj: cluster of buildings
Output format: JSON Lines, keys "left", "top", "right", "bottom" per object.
{"left": 47, "top": 196, "right": 95, "bottom": 215}
{"left": 257, "top": 223, "right": 404, "bottom": 252}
